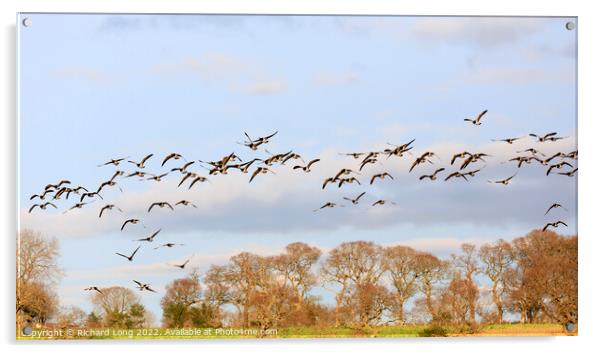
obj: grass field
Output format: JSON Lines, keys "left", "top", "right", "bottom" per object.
{"left": 17, "top": 323, "right": 574, "bottom": 340}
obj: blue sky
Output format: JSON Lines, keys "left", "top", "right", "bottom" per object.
{"left": 18, "top": 14, "right": 577, "bottom": 323}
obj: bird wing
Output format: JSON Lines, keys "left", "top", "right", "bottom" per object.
{"left": 356, "top": 192, "right": 366, "bottom": 201}
{"left": 116, "top": 252, "right": 129, "bottom": 259}
{"left": 141, "top": 153, "right": 153, "bottom": 164}
{"left": 249, "top": 168, "right": 261, "bottom": 183}
{"left": 28, "top": 204, "right": 38, "bottom": 213}
{"left": 322, "top": 178, "right": 332, "bottom": 189}
{"left": 161, "top": 154, "right": 173, "bottom": 166}
{"left": 264, "top": 131, "right": 278, "bottom": 140}
{"left": 148, "top": 203, "right": 156, "bottom": 212}
{"left": 475, "top": 110, "right": 487, "bottom": 122}
{"left": 131, "top": 246, "right": 141, "bottom": 259}
{"left": 307, "top": 159, "right": 320, "bottom": 168}
{"left": 463, "top": 118, "right": 473, "bottom": 122}
{"left": 370, "top": 175, "right": 377, "bottom": 184}
{"left": 133, "top": 280, "right": 143, "bottom": 286}
{"left": 292, "top": 165, "right": 302, "bottom": 170}
{"left": 120, "top": 220, "right": 130, "bottom": 231}
{"left": 558, "top": 221, "right": 568, "bottom": 227}
{"left": 150, "top": 229, "right": 161, "bottom": 239}
{"left": 166, "top": 203, "right": 174, "bottom": 210}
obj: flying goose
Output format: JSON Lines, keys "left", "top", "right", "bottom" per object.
{"left": 542, "top": 221, "right": 568, "bottom": 232}
{"left": 313, "top": 202, "right": 342, "bottom": 212}
{"left": 343, "top": 192, "right": 366, "bottom": 205}
{"left": 546, "top": 136, "right": 566, "bottom": 142}
{"left": 126, "top": 171, "right": 148, "bottom": 179}
{"left": 451, "top": 152, "right": 472, "bottom": 165}
{"left": 80, "top": 192, "right": 103, "bottom": 202}
{"left": 133, "top": 280, "right": 156, "bottom": 293}
{"left": 461, "top": 167, "right": 484, "bottom": 178}
{"left": 53, "top": 187, "right": 73, "bottom": 200}
{"left": 97, "top": 180, "right": 122, "bottom": 194}
{"left": 249, "top": 167, "right": 275, "bottom": 183}
{"left": 281, "top": 153, "right": 304, "bottom": 165}
{"left": 128, "top": 154, "right": 153, "bottom": 169}
{"left": 154, "top": 243, "right": 184, "bottom": 250}
{"left": 175, "top": 200, "right": 197, "bottom": 208}
{"left": 230, "top": 159, "right": 262, "bottom": 174}
{"left": 409, "top": 152, "right": 436, "bottom": 172}
{"left": 459, "top": 153, "right": 489, "bottom": 170}
{"left": 546, "top": 162, "right": 573, "bottom": 176}
{"left": 99, "top": 204, "right": 123, "bottom": 218}
{"left": 98, "top": 157, "right": 128, "bottom": 167}
{"left": 372, "top": 199, "right": 396, "bottom": 206}
{"left": 171, "top": 161, "right": 195, "bottom": 173}
{"left": 253, "top": 131, "right": 278, "bottom": 145}
{"left": 339, "top": 152, "right": 365, "bottom": 159}
{"left": 334, "top": 169, "right": 359, "bottom": 179}
{"left": 189, "top": 175, "right": 209, "bottom": 189}
{"left": 488, "top": 173, "right": 517, "bottom": 186}
{"left": 491, "top": 137, "right": 522, "bottom": 144}
{"left": 121, "top": 218, "right": 142, "bottom": 231}
{"left": 134, "top": 229, "right": 161, "bottom": 242}
{"left": 464, "top": 110, "right": 487, "bottom": 125}
{"left": 557, "top": 168, "right": 578, "bottom": 177}
{"left": 84, "top": 286, "right": 103, "bottom": 295}
{"left": 172, "top": 259, "right": 190, "bottom": 269}
{"left": 63, "top": 202, "right": 92, "bottom": 214}
{"left": 30, "top": 189, "right": 54, "bottom": 200}
{"left": 44, "top": 180, "right": 71, "bottom": 190}
{"left": 529, "top": 132, "right": 557, "bottom": 142}
{"left": 28, "top": 202, "right": 57, "bottom": 213}
{"left": 518, "top": 148, "right": 545, "bottom": 157}
{"left": 508, "top": 156, "right": 538, "bottom": 168}
{"left": 338, "top": 177, "right": 361, "bottom": 187}
{"left": 444, "top": 171, "right": 469, "bottom": 182}
{"left": 322, "top": 177, "right": 340, "bottom": 190}
{"left": 293, "top": 159, "right": 320, "bottom": 172}
{"left": 147, "top": 173, "right": 169, "bottom": 182}
{"left": 177, "top": 172, "right": 197, "bottom": 187}
{"left": 419, "top": 168, "right": 445, "bottom": 181}
{"left": 109, "top": 170, "right": 125, "bottom": 182}
{"left": 370, "top": 172, "right": 394, "bottom": 184}
{"left": 162, "top": 153, "right": 184, "bottom": 167}
{"left": 359, "top": 158, "right": 379, "bottom": 171}
{"left": 545, "top": 203, "right": 567, "bottom": 215}
{"left": 115, "top": 245, "right": 141, "bottom": 262}
{"left": 148, "top": 202, "right": 174, "bottom": 212}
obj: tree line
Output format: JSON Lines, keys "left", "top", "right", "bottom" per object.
{"left": 16, "top": 229, "right": 577, "bottom": 333}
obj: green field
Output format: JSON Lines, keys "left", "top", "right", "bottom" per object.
{"left": 17, "top": 323, "right": 574, "bottom": 340}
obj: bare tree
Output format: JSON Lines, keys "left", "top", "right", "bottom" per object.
{"left": 320, "top": 241, "right": 383, "bottom": 326}
{"left": 414, "top": 252, "right": 448, "bottom": 320}
{"left": 272, "top": 242, "right": 321, "bottom": 308}
{"left": 381, "top": 245, "right": 419, "bottom": 324}
{"left": 451, "top": 243, "right": 479, "bottom": 324}
{"left": 479, "top": 239, "right": 514, "bottom": 323}
{"left": 161, "top": 274, "right": 203, "bottom": 327}
{"left": 90, "top": 286, "right": 145, "bottom": 328}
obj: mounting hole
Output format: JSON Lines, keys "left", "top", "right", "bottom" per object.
{"left": 565, "top": 21, "right": 575, "bottom": 30}
{"left": 22, "top": 17, "right": 32, "bottom": 27}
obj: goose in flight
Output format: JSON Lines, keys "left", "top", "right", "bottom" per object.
{"left": 322, "top": 177, "right": 341, "bottom": 190}
{"left": 148, "top": 202, "right": 174, "bottom": 212}
{"left": 177, "top": 172, "right": 197, "bottom": 187}
{"left": 338, "top": 177, "right": 361, "bottom": 187}
{"left": 517, "top": 148, "right": 546, "bottom": 157}
{"left": 116, "top": 245, "right": 141, "bottom": 262}
{"left": 339, "top": 152, "right": 365, "bottom": 159}
{"left": 359, "top": 158, "right": 379, "bottom": 171}
{"left": 281, "top": 153, "right": 304, "bottom": 165}
{"left": 546, "top": 162, "right": 573, "bottom": 176}
{"left": 63, "top": 202, "right": 92, "bottom": 214}
{"left": 545, "top": 203, "right": 567, "bottom": 215}
{"left": 121, "top": 218, "right": 142, "bottom": 231}
{"left": 409, "top": 152, "right": 436, "bottom": 172}
{"left": 44, "top": 180, "right": 71, "bottom": 190}
{"left": 175, "top": 200, "right": 197, "bottom": 208}
{"left": 134, "top": 229, "right": 161, "bottom": 242}
{"left": 488, "top": 173, "right": 517, "bottom": 186}
{"left": 99, "top": 204, "right": 123, "bottom": 218}
{"left": 128, "top": 154, "right": 153, "bottom": 169}
{"left": 97, "top": 180, "right": 122, "bottom": 194}
{"left": 293, "top": 159, "right": 320, "bottom": 173}
{"left": 459, "top": 153, "right": 489, "bottom": 170}
{"left": 189, "top": 175, "right": 209, "bottom": 189}
{"left": 30, "top": 189, "right": 54, "bottom": 200}
{"left": 249, "top": 167, "right": 275, "bottom": 183}
{"left": 80, "top": 191, "right": 103, "bottom": 202}
{"left": 108, "top": 170, "right": 125, "bottom": 182}
{"left": 444, "top": 171, "right": 469, "bottom": 182}
{"left": 464, "top": 109, "right": 487, "bottom": 125}
{"left": 419, "top": 168, "right": 445, "bottom": 181}
{"left": 529, "top": 132, "right": 557, "bottom": 142}
{"left": 53, "top": 187, "right": 73, "bottom": 200}
{"left": 126, "top": 171, "right": 148, "bottom": 179}
{"left": 84, "top": 286, "right": 104, "bottom": 295}
{"left": 171, "top": 161, "right": 195, "bottom": 173}
{"left": 451, "top": 152, "right": 472, "bottom": 165}
{"left": 154, "top": 243, "right": 184, "bottom": 250}
{"left": 566, "top": 150, "right": 578, "bottom": 159}
{"left": 557, "top": 168, "right": 578, "bottom": 177}
{"left": 133, "top": 280, "right": 156, "bottom": 293}
{"left": 462, "top": 167, "right": 484, "bottom": 178}
{"left": 172, "top": 259, "right": 190, "bottom": 269}
{"left": 546, "top": 136, "right": 566, "bottom": 142}
{"left": 372, "top": 199, "right": 396, "bottom": 206}
{"left": 542, "top": 221, "right": 568, "bottom": 232}
{"left": 508, "top": 156, "right": 539, "bottom": 168}
{"left": 313, "top": 202, "right": 342, "bottom": 212}
{"left": 334, "top": 169, "right": 359, "bottom": 179}
{"left": 384, "top": 139, "right": 415, "bottom": 158}
{"left": 253, "top": 131, "right": 279, "bottom": 145}
{"left": 28, "top": 202, "right": 57, "bottom": 213}
{"left": 343, "top": 192, "right": 366, "bottom": 205}
{"left": 263, "top": 150, "right": 292, "bottom": 166}
{"left": 491, "top": 137, "right": 522, "bottom": 144}
{"left": 98, "top": 157, "right": 128, "bottom": 167}
{"left": 147, "top": 173, "right": 169, "bottom": 182}
{"left": 230, "top": 159, "right": 262, "bottom": 174}
{"left": 162, "top": 153, "right": 184, "bottom": 167}
{"left": 370, "top": 172, "right": 394, "bottom": 184}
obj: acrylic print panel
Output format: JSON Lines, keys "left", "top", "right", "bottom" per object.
{"left": 16, "top": 14, "right": 577, "bottom": 339}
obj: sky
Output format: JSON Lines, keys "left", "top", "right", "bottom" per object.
{"left": 17, "top": 14, "right": 577, "bottom": 323}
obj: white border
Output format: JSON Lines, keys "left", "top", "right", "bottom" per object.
{"left": 2, "top": 1, "right": 601, "bottom": 353}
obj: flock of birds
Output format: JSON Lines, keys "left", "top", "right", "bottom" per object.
{"left": 25, "top": 109, "right": 577, "bottom": 296}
